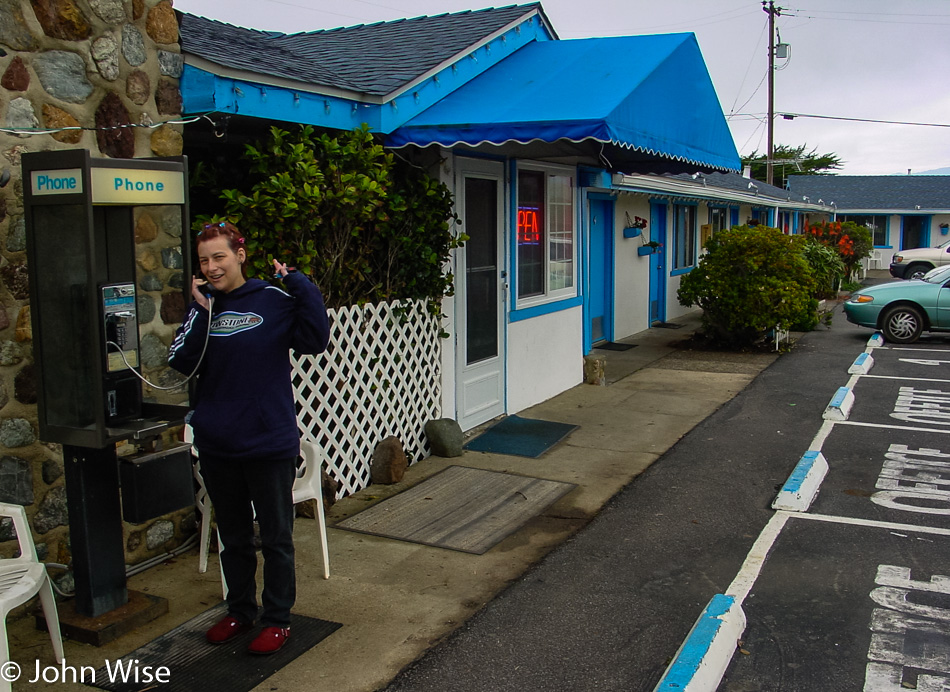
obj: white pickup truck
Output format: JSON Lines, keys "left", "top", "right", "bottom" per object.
{"left": 890, "top": 240, "right": 950, "bottom": 279}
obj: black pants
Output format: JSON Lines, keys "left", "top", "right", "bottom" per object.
{"left": 199, "top": 452, "right": 297, "bottom": 628}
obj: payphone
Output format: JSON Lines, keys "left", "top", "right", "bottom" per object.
{"left": 23, "top": 149, "right": 194, "bottom": 619}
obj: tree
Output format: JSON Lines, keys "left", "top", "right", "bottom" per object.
{"left": 742, "top": 144, "right": 844, "bottom": 189}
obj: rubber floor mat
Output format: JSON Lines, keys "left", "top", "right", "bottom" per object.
{"left": 89, "top": 603, "right": 341, "bottom": 692}
{"left": 336, "top": 465, "right": 576, "bottom": 554}
{"left": 463, "top": 414, "right": 578, "bottom": 458}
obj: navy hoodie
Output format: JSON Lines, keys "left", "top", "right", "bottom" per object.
{"left": 168, "top": 272, "right": 330, "bottom": 460}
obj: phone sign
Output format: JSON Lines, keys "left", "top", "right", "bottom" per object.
{"left": 31, "top": 169, "right": 83, "bottom": 196}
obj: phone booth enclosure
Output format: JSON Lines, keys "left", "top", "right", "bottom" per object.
{"left": 23, "top": 149, "right": 192, "bottom": 449}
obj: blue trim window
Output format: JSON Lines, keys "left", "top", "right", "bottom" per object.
{"left": 515, "top": 164, "right": 576, "bottom": 305}
{"left": 673, "top": 204, "right": 697, "bottom": 270}
{"left": 841, "top": 214, "right": 889, "bottom": 247}
{"left": 709, "top": 207, "right": 728, "bottom": 234}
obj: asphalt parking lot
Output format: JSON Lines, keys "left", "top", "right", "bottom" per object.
{"left": 720, "top": 332, "right": 950, "bottom": 692}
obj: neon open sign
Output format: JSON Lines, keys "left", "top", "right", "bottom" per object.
{"left": 518, "top": 207, "right": 540, "bottom": 245}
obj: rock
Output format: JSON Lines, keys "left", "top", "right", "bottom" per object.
{"left": 0, "top": 418, "right": 34, "bottom": 447}
{"left": 0, "top": 197, "right": 5, "bottom": 222}
{"left": 95, "top": 91, "right": 134, "bottom": 158}
{"left": 1, "top": 262, "right": 29, "bottom": 299}
{"left": 159, "top": 211, "right": 183, "bottom": 238}
{"left": 161, "top": 246, "right": 182, "bottom": 269}
{"left": 150, "top": 124, "right": 182, "bottom": 156}
{"left": 0, "top": 517, "right": 12, "bottom": 542}
{"left": 34, "top": 542, "right": 47, "bottom": 560}
{"left": 138, "top": 273, "right": 162, "bottom": 292}
{"left": 160, "top": 290, "right": 185, "bottom": 324}
{"left": 134, "top": 212, "right": 158, "bottom": 243}
{"left": 126, "top": 69, "right": 150, "bottom": 105}
{"left": 146, "top": 1, "right": 178, "bottom": 44}
{"left": 31, "top": 0, "right": 92, "bottom": 41}
{"left": 14, "top": 363, "right": 36, "bottom": 404}
{"left": 157, "top": 50, "right": 183, "bottom": 77}
{"left": 137, "top": 248, "right": 160, "bottom": 272}
{"left": 167, "top": 272, "right": 184, "bottom": 290}
{"left": 0, "top": 380, "right": 7, "bottom": 409}
{"left": 155, "top": 78, "right": 182, "bottom": 115}
{"left": 0, "top": 0, "right": 39, "bottom": 51}
{"left": 14, "top": 307, "right": 30, "bottom": 342}
{"left": 138, "top": 332, "right": 167, "bottom": 368}
{"left": 53, "top": 571, "right": 74, "bottom": 594}
{"left": 3, "top": 98, "right": 39, "bottom": 137}
{"left": 179, "top": 510, "right": 196, "bottom": 536}
{"left": 88, "top": 0, "right": 127, "bottom": 25}
{"left": 0, "top": 455, "right": 33, "bottom": 505}
{"left": 42, "top": 458, "right": 63, "bottom": 485}
{"left": 145, "top": 520, "right": 174, "bottom": 549}
{"left": 136, "top": 293, "right": 156, "bottom": 324}
{"left": 583, "top": 354, "right": 606, "bottom": 386}
{"left": 0, "top": 308, "right": 8, "bottom": 331}
{"left": 33, "top": 50, "right": 94, "bottom": 103}
{"left": 42, "top": 104, "right": 82, "bottom": 144}
{"left": 91, "top": 34, "right": 119, "bottom": 81}
{"left": 131, "top": 0, "right": 143, "bottom": 20}
{"left": 370, "top": 436, "right": 407, "bottom": 484}
{"left": 424, "top": 418, "right": 464, "bottom": 457}
{"left": 126, "top": 530, "right": 141, "bottom": 551}
{"left": 33, "top": 486, "right": 68, "bottom": 534}
{"left": 6, "top": 216, "right": 25, "bottom": 252}
{"left": 1, "top": 56, "right": 29, "bottom": 91}
{"left": 121, "top": 23, "right": 146, "bottom": 66}
{"left": 0, "top": 341, "right": 21, "bottom": 366}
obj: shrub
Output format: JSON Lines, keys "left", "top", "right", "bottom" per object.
{"left": 801, "top": 241, "right": 845, "bottom": 298}
{"left": 804, "top": 220, "right": 872, "bottom": 281}
{"left": 677, "top": 225, "right": 817, "bottom": 348}
{"left": 202, "top": 124, "right": 464, "bottom": 313}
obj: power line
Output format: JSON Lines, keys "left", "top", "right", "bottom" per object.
{"left": 779, "top": 112, "right": 950, "bottom": 128}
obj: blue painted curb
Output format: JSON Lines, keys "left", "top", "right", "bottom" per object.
{"left": 868, "top": 332, "right": 884, "bottom": 348}
{"left": 848, "top": 352, "right": 874, "bottom": 375}
{"left": 823, "top": 386, "right": 854, "bottom": 421}
{"left": 654, "top": 594, "right": 745, "bottom": 691}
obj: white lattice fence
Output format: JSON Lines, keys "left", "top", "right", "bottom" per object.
{"left": 291, "top": 299, "right": 442, "bottom": 498}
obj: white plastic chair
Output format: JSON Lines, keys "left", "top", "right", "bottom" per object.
{"left": 868, "top": 249, "right": 884, "bottom": 270}
{"left": 185, "top": 427, "right": 331, "bottom": 596}
{"left": 0, "top": 503, "right": 64, "bottom": 691}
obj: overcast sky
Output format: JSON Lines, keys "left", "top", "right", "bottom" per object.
{"left": 173, "top": 0, "right": 950, "bottom": 176}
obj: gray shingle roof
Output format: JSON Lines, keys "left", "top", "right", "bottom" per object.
{"left": 178, "top": 4, "right": 543, "bottom": 97}
{"left": 668, "top": 171, "right": 811, "bottom": 204}
{"left": 787, "top": 175, "right": 950, "bottom": 210}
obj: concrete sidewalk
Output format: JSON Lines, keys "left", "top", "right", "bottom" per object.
{"left": 9, "top": 311, "right": 781, "bottom": 692}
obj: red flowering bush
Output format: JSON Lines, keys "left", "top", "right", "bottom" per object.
{"left": 804, "top": 221, "right": 872, "bottom": 281}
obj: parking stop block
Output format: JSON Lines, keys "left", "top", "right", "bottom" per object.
{"left": 772, "top": 451, "right": 828, "bottom": 511}
{"left": 823, "top": 386, "right": 854, "bottom": 421}
{"left": 848, "top": 352, "right": 874, "bottom": 375}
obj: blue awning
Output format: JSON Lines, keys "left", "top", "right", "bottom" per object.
{"left": 387, "top": 34, "right": 740, "bottom": 173}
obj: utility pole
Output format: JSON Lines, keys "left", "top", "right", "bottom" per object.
{"left": 763, "top": 0, "right": 782, "bottom": 186}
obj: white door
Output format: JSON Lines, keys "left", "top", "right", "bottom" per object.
{"left": 456, "top": 159, "right": 506, "bottom": 431}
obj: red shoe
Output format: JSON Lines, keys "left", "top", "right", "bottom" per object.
{"left": 247, "top": 626, "right": 290, "bottom": 655}
{"left": 206, "top": 615, "right": 253, "bottom": 644}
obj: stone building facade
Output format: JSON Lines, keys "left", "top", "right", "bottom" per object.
{"left": 0, "top": 0, "right": 193, "bottom": 586}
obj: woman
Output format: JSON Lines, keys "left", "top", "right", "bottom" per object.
{"left": 169, "top": 221, "right": 330, "bottom": 654}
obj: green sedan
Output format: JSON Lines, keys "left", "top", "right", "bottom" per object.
{"left": 844, "top": 265, "right": 950, "bottom": 343}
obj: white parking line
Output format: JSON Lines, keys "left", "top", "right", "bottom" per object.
{"left": 835, "top": 420, "right": 950, "bottom": 435}
{"left": 726, "top": 512, "right": 790, "bottom": 602}
{"left": 886, "top": 347, "right": 950, "bottom": 353}
{"left": 779, "top": 510, "right": 950, "bottom": 537}
{"left": 861, "top": 375, "right": 950, "bottom": 384}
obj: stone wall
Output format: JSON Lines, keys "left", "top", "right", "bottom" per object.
{"left": 0, "top": 0, "right": 193, "bottom": 586}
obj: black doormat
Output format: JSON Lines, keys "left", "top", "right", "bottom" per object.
{"left": 652, "top": 321, "right": 683, "bottom": 329}
{"left": 88, "top": 603, "right": 341, "bottom": 692}
{"left": 594, "top": 341, "right": 637, "bottom": 351}
{"left": 463, "top": 414, "right": 578, "bottom": 458}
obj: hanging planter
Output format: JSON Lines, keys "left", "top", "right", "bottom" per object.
{"left": 623, "top": 212, "right": 648, "bottom": 238}
{"left": 941, "top": 223, "right": 949, "bottom": 236}
{"left": 638, "top": 241, "right": 661, "bottom": 256}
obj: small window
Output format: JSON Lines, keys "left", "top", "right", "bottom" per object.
{"left": 841, "top": 214, "right": 888, "bottom": 247}
{"left": 709, "top": 207, "right": 728, "bottom": 234}
{"left": 516, "top": 166, "right": 576, "bottom": 303}
{"left": 673, "top": 204, "right": 697, "bottom": 270}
